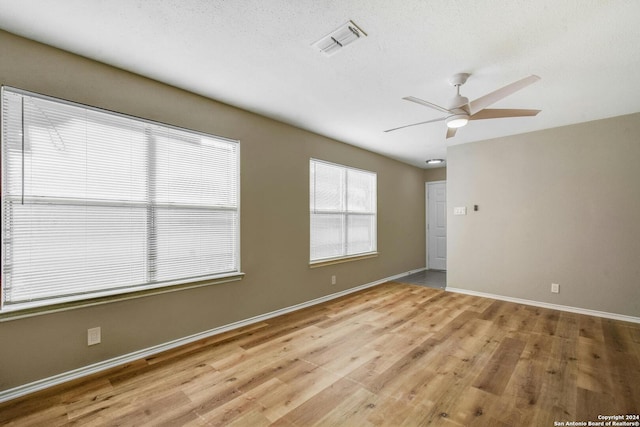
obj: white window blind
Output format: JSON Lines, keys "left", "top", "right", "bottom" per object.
{"left": 310, "top": 159, "right": 376, "bottom": 262}
{"left": 1, "top": 87, "right": 240, "bottom": 311}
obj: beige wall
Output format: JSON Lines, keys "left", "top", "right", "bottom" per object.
{"left": 424, "top": 167, "right": 446, "bottom": 182}
{"left": 447, "top": 113, "right": 640, "bottom": 317}
{"left": 0, "top": 31, "right": 426, "bottom": 392}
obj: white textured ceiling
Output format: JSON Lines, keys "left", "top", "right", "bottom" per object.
{"left": 1, "top": 0, "right": 639, "bottom": 168}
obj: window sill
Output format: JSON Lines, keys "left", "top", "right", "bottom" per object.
{"left": 0, "top": 273, "right": 245, "bottom": 322}
{"left": 309, "top": 252, "right": 378, "bottom": 268}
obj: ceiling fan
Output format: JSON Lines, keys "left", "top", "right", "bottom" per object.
{"left": 385, "top": 73, "right": 541, "bottom": 138}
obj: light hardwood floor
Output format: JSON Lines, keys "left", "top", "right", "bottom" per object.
{"left": 1, "top": 282, "right": 639, "bottom": 426}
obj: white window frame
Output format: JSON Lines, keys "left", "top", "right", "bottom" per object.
{"left": 310, "top": 158, "right": 377, "bottom": 265}
{"left": 1, "top": 86, "right": 242, "bottom": 314}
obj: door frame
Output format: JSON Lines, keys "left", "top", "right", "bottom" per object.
{"left": 426, "top": 180, "right": 446, "bottom": 270}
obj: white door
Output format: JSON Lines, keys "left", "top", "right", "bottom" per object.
{"left": 427, "top": 181, "right": 447, "bottom": 270}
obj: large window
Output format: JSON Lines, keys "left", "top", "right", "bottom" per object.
{"left": 1, "top": 87, "right": 240, "bottom": 312}
{"left": 310, "top": 159, "right": 377, "bottom": 263}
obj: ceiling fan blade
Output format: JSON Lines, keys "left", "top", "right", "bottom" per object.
{"left": 403, "top": 96, "right": 452, "bottom": 114}
{"left": 384, "top": 116, "right": 447, "bottom": 133}
{"left": 446, "top": 127, "right": 457, "bottom": 139}
{"left": 470, "top": 108, "right": 541, "bottom": 120}
{"left": 468, "top": 75, "right": 540, "bottom": 115}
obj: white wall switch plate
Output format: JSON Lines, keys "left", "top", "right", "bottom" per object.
{"left": 453, "top": 206, "right": 467, "bottom": 215}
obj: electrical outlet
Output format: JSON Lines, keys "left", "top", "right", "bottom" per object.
{"left": 331, "top": 275, "right": 336, "bottom": 285}
{"left": 551, "top": 283, "right": 560, "bottom": 294}
{"left": 87, "top": 327, "right": 101, "bottom": 346}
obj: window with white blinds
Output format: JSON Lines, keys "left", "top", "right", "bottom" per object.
{"left": 1, "top": 87, "right": 240, "bottom": 312}
{"left": 310, "top": 159, "right": 377, "bottom": 263}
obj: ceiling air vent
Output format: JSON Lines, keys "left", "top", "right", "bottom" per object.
{"left": 312, "top": 20, "right": 367, "bottom": 57}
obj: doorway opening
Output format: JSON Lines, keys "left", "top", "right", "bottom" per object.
{"left": 397, "top": 270, "right": 446, "bottom": 290}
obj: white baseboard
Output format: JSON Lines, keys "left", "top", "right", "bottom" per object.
{"left": 446, "top": 287, "right": 640, "bottom": 324}
{"left": 0, "top": 268, "right": 425, "bottom": 404}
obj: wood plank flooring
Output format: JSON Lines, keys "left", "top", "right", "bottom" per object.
{"left": 1, "top": 282, "right": 639, "bottom": 426}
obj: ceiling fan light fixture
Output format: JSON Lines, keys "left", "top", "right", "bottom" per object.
{"left": 446, "top": 114, "right": 469, "bottom": 129}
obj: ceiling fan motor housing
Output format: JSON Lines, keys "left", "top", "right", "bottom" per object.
{"left": 449, "top": 94, "right": 469, "bottom": 110}
{"left": 448, "top": 73, "right": 471, "bottom": 110}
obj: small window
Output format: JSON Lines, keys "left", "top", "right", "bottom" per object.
{"left": 1, "top": 87, "right": 241, "bottom": 312}
{"left": 310, "top": 159, "right": 377, "bottom": 263}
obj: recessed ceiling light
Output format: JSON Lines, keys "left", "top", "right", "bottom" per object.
{"left": 426, "top": 159, "right": 445, "bottom": 165}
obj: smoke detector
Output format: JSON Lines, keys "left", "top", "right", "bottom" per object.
{"left": 312, "top": 20, "right": 367, "bottom": 57}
